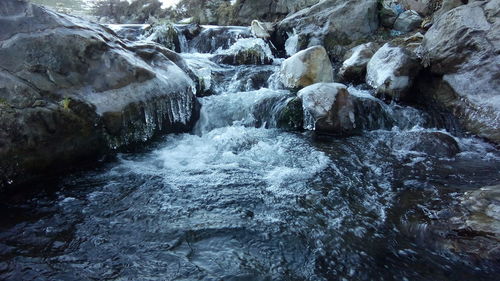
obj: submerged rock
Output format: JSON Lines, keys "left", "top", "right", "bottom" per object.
{"left": 298, "top": 83, "right": 356, "bottom": 135}
{"left": 419, "top": 0, "right": 500, "bottom": 144}
{"left": 366, "top": 43, "right": 421, "bottom": 100}
{"left": 338, "top": 43, "right": 379, "bottom": 83}
{"left": 391, "top": 131, "right": 460, "bottom": 157}
{"left": 0, "top": 0, "right": 199, "bottom": 189}
{"left": 279, "top": 46, "right": 334, "bottom": 89}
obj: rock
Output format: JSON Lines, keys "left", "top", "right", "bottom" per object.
{"left": 419, "top": 0, "right": 500, "bottom": 143}
{"left": 0, "top": 0, "right": 199, "bottom": 189}
{"left": 232, "top": 0, "right": 321, "bottom": 25}
{"left": 461, "top": 185, "right": 500, "bottom": 236}
{"left": 297, "top": 83, "right": 356, "bottom": 135}
{"left": 279, "top": 46, "right": 334, "bottom": 89}
{"left": 338, "top": 43, "right": 379, "bottom": 83}
{"left": 349, "top": 87, "right": 394, "bottom": 131}
{"left": 391, "top": 131, "right": 460, "bottom": 157}
{"left": 250, "top": 20, "right": 271, "bottom": 39}
{"left": 276, "top": 97, "right": 304, "bottom": 130}
{"left": 366, "top": 43, "right": 421, "bottom": 99}
{"left": 394, "top": 10, "right": 423, "bottom": 32}
{"left": 431, "top": 0, "right": 465, "bottom": 22}
{"left": 187, "top": 26, "right": 252, "bottom": 53}
{"left": 145, "top": 22, "right": 181, "bottom": 52}
{"left": 211, "top": 38, "right": 274, "bottom": 65}
{"left": 401, "top": 0, "right": 437, "bottom": 16}
{"left": 106, "top": 24, "right": 150, "bottom": 41}
{"left": 380, "top": 0, "right": 406, "bottom": 28}
{"left": 277, "top": 0, "right": 379, "bottom": 60}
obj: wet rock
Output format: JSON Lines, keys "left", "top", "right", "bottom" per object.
{"left": 211, "top": 38, "right": 274, "bottom": 65}
{"left": 394, "top": 10, "right": 423, "bottom": 33}
{"left": 391, "top": 131, "right": 460, "bottom": 157}
{"left": 338, "top": 43, "right": 379, "bottom": 83}
{"left": 419, "top": 0, "right": 500, "bottom": 144}
{"left": 232, "top": 0, "right": 321, "bottom": 25}
{"left": 188, "top": 26, "right": 252, "bottom": 53}
{"left": 144, "top": 22, "right": 181, "bottom": 52}
{"left": 461, "top": 185, "right": 500, "bottom": 236}
{"left": 0, "top": 0, "right": 198, "bottom": 189}
{"left": 276, "top": 0, "right": 379, "bottom": 60}
{"left": 106, "top": 24, "right": 150, "bottom": 41}
{"left": 279, "top": 46, "right": 334, "bottom": 89}
{"left": 276, "top": 97, "right": 304, "bottom": 130}
{"left": 349, "top": 89, "right": 394, "bottom": 131}
{"left": 298, "top": 83, "right": 356, "bottom": 135}
{"left": 176, "top": 23, "right": 202, "bottom": 41}
{"left": 366, "top": 43, "right": 421, "bottom": 100}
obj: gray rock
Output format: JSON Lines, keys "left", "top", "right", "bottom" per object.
{"left": 419, "top": 0, "right": 500, "bottom": 143}
{"left": 338, "top": 43, "right": 379, "bottom": 83}
{"left": 298, "top": 83, "right": 356, "bottom": 135}
{"left": 277, "top": 0, "right": 379, "bottom": 60}
{"left": 0, "top": 0, "right": 199, "bottom": 189}
{"left": 279, "top": 46, "right": 334, "bottom": 89}
{"left": 401, "top": 0, "right": 437, "bottom": 16}
{"left": 394, "top": 10, "right": 423, "bottom": 32}
{"left": 380, "top": 0, "right": 405, "bottom": 28}
{"left": 366, "top": 43, "right": 421, "bottom": 100}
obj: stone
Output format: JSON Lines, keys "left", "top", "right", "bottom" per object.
{"left": 380, "top": 0, "right": 406, "bottom": 28}
{"left": 276, "top": 0, "right": 379, "bottom": 60}
{"left": 338, "top": 43, "right": 379, "bottom": 83}
{"left": 419, "top": 0, "right": 500, "bottom": 144}
{"left": 401, "top": 0, "right": 436, "bottom": 16}
{"left": 366, "top": 43, "right": 421, "bottom": 100}
{"left": 279, "top": 46, "right": 334, "bottom": 89}
{"left": 250, "top": 20, "right": 271, "bottom": 39}
{"left": 391, "top": 131, "right": 460, "bottom": 157}
{"left": 211, "top": 38, "right": 274, "bottom": 65}
{"left": 394, "top": 10, "right": 423, "bottom": 32}
{"left": 297, "top": 83, "right": 356, "bottom": 135}
{"left": 0, "top": 0, "right": 199, "bottom": 189}
{"left": 144, "top": 22, "right": 181, "bottom": 52}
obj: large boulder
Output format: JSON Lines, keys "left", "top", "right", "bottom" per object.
{"left": 279, "top": 46, "right": 334, "bottom": 89}
{"left": 297, "top": 83, "right": 356, "bottom": 135}
{"left": 366, "top": 43, "right": 422, "bottom": 100}
{"left": 338, "top": 43, "right": 379, "bottom": 83}
{"left": 419, "top": 0, "right": 500, "bottom": 143}
{"left": 276, "top": 0, "right": 379, "bottom": 60}
{"left": 0, "top": 0, "right": 199, "bottom": 189}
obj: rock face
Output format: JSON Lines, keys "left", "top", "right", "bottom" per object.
{"left": 0, "top": 0, "right": 199, "bottom": 189}
{"left": 366, "top": 43, "right": 421, "bottom": 99}
{"left": 297, "top": 83, "right": 356, "bottom": 135}
{"left": 419, "top": 0, "right": 500, "bottom": 143}
{"left": 276, "top": 0, "right": 379, "bottom": 59}
{"left": 338, "top": 43, "right": 379, "bottom": 83}
{"left": 394, "top": 10, "right": 423, "bottom": 32}
{"left": 279, "top": 46, "right": 334, "bottom": 89}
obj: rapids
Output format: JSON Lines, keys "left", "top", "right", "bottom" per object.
{"left": 1, "top": 25, "right": 499, "bottom": 281}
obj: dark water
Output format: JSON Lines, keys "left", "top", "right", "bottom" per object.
{"left": 1, "top": 30, "right": 500, "bottom": 281}
{"left": 1, "top": 125, "right": 499, "bottom": 280}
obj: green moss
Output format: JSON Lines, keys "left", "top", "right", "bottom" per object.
{"left": 60, "top": 97, "right": 71, "bottom": 111}
{"left": 278, "top": 98, "right": 303, "bottom": 130}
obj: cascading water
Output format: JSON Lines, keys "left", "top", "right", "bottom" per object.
{"left": 1, "top": 25, "right": 499, "bottom": 281}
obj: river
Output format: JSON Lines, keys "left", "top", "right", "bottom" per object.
{"left": 0, "top": 25, "right": 499, "bottom": 280}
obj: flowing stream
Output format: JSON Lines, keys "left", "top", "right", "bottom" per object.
{"left": 1, "top": 26, "right": 499, "bottom": 280}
